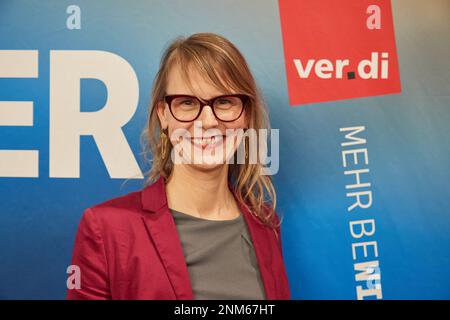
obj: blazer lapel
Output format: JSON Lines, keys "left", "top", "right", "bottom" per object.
{"left": 140, "top": 176, "right": 277, "bottom": 300}
{"left": 141, "top": 177, "right": 194, "bottom": 300}
{"left": 233, "top": 194, "right": 278, "bottom": 300}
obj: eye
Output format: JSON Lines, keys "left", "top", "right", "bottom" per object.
{"left": 181, "top": 99, "right": 195, "bottom": 105}
{"left": 217, "top": 98, "right": 231, "bottom": 104}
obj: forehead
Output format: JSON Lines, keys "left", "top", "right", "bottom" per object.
{"left": 165, "top": 62, "right": 230, "bottom": 99}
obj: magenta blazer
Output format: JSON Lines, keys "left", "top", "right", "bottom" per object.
{"left": 67, "top": 176, "right": 291, "bottom": 299}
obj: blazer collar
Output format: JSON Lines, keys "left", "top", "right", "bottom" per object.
{"left": 140, "top": 176, "right": 278, "bottom": 299}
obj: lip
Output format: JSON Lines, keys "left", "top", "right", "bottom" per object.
{"left": 189, "top": 135, "right": 225, "bottom": 150}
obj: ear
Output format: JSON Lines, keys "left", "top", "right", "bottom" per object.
{"left": 156, "top": 101, "right": 169, "bottom": 130}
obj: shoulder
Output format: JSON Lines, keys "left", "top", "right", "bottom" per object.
{"left": 80, "top": 188, "right": 145, "bottom": 233}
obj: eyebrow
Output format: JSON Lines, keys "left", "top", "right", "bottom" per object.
{"left": 167, "top": 92, "right": 234, "bottom": 96}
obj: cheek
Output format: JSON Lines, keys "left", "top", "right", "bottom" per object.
{"left": 168, "top": 121, "right": 192, "bottom": 144}
{"left": 225, "top": 114, "right": 248, "bottom": 130}
{"left": 223, "top": 113, "right": 249, "bottom": 145}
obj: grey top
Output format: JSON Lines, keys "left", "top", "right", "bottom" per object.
{"left": 170, "top": 208, "right": 266, "bottom": 300}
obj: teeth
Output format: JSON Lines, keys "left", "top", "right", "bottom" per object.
{"left": 204, "top": 138, "right": 212, "bottom": 146}
{"left": 193, "top": 137, "right": 218, "bottom": 146}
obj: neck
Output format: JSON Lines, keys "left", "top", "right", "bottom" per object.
{"left": 165, "top": 164, "right": 240, "bottom": 220}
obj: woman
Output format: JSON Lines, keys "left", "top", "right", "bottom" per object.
{"left": 67, "top": 32, "right": 290, "bottom": 300}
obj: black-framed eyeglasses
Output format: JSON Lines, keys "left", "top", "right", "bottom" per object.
{"left": 164, "top": 94, "right": 249, "bottom": 122}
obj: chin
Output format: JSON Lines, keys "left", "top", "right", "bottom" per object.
{"left": 188, "top": 161, "right": 226, "bottom": 172}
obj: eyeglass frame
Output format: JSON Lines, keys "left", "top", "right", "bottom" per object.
{"left": 164, "top": 94, "right": 249, "bottom": 123}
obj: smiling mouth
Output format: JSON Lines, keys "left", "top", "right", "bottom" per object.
{"left": 190, "top": 135, "right": 225, "bottom": 149}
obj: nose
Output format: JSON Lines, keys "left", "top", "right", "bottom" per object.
{"left": 198, "top": 105, "right": 219, "bottom": 129}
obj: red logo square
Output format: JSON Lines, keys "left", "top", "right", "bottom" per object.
{"left": 278, "top": 0, "right": 402, "bottom": 105}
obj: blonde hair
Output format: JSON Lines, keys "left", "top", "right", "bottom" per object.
{"left": 140, "top": 32, "right": 279, "bottom": 230}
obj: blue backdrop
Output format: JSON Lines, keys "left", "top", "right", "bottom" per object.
{"left": 0, "top": 0, "right": 449, "bottom": 299}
